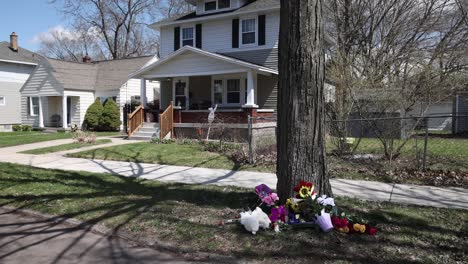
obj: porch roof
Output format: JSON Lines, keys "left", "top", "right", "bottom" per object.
{"left": 131, "top": 46, "right": 278, "bottom": 79}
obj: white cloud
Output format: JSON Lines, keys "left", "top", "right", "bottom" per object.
{"left": 32, "top": 25, "right": 100, "bottom": 44}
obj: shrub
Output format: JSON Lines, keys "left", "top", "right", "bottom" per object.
{"left": 83, "top": 98, "right": 103, "bottom": 131}
{"left": 151, "top": 138, "right": 175, "bottom": 144}
{"left": 12, "top": 125, "right": 32, "bottom": 132}
{"left": 100, "top": 99, "right": 121, "bottom": 131}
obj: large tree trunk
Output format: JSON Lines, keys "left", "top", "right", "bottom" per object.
{"left": 277, "top": 0, "right": 332, "bottom": 201}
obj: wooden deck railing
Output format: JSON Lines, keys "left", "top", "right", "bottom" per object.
{"left": 127, "top": 105, "right": 144, "bottom": 137}
{"left": 159, "top": 101, "right": 174, "bottom": 139}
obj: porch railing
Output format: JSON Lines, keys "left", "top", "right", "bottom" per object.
{"left": 127, "top": 104, "right": 144, "bottom": 137}
{"left": 159, "top": 101, "right": 174, "bottom": 139}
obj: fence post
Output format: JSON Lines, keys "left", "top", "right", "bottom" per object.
{"left": 422, "top": 118, "right": 429, "bottom": 171}
{"left": 247, "top": 115, "right": 254, "bottom": 164}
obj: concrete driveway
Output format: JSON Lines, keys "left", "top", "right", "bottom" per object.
{"left": 0, "top": 208, "right": 196, "bottom": 264}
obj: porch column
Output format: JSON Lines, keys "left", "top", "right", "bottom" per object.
{"left": 244, "top": 70, "right": 258, "bottom": 108}
{"left": 62, "top": 95, "right": 68, "bottom": 129}
{"left": 38, "top": 97, "right": 44, "bottom": 128}
{"left": 140, "top": 78, "right": 147, "bottom": 108}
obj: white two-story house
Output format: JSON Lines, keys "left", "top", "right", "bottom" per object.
{"left": 132, "top": 0, "right": 280, "bottom": 138}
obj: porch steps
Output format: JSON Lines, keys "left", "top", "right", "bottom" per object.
{"left": 129, "top": 123, "right": 160, "bottom": 141}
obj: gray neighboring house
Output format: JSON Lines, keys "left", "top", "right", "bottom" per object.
{"left": 0, "top": 33, "right": 41, "bottom": 131}
{"left": 453, "top": 93, "right": 468, "bottom": 134}
{"left": 20, "top": 55, "right": 159, "bottom": 129}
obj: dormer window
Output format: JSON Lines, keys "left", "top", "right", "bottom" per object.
{"left": 182, "top": 27, "right": 194, "bottom": 46}
{"left": 204, "top": 1, "right": 217, "bottom": 11}
{"left": 204, "top": 0, "right": 230, "bottom": 12}
{"left": 218, "top": 0, "right": 230, "bottom": 9}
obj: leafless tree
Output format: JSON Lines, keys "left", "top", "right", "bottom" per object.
{"left": 325, "top": 0, "right": 468, "bottom": 159}
{"left": 42, "top": 0, "right": 192, "bottom": 60}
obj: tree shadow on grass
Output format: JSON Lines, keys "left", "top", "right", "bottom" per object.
{"left": 0, "top": 163, "right": 467, "bottom": 263}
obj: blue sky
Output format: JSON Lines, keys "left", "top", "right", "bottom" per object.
{"left": 0, "top": 0, "right": 63, "bottom": 51}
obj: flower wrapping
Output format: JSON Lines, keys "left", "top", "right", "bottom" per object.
{"left": 315, "top": 210, "right": 334, "bottom": 232}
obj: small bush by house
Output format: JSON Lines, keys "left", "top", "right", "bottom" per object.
{"left": 100, "top": 99, "right": 121, "bottom": 131}
{"left": 13, "top": 125, "right": 32, "bottom": 132}
{"left": 83, "top": 98, "right": 104, "bottom": 131}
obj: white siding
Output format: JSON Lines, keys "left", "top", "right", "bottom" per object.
{"left": 159, "top": 11, "right": 279, "bottom": 59}
{"left": 21, "top": 64, "right": 62, "bottom": 96}
{"left": 64, "top": 90, "right": 95, "bottom": 127}
{"left": 144, "top": 52, "right": 246, "bottom": 77}
{"left": 0, "top": 62, "right": 34, "bottom": 83}
{"left": 119, "top": 79, "right": 159, "bottom": 106}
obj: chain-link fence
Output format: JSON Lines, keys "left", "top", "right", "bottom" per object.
{"left": 246, "top": 113, "right": 468, "bottom": 188}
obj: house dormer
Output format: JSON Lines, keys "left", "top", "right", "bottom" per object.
{"left": 187, "top": 0, "right": 249, "bottom": 15}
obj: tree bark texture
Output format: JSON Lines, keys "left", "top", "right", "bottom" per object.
{"left": 277, "top": 0, "right": 332, "bottom": 201}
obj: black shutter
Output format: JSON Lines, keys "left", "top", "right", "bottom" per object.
{"left": 196, "top": 24, "right": 202, "bottom": 49}
{"left": 232, "top": 19, "right": 239, "bottom": 48}
{"left": 258, "top": 15, "right": 266, "bottom": 46}
{"left": 174, "top": 27, "right": 180, "bottom": 51}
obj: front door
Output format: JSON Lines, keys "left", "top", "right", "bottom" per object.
{"left": 67, "top": 97, "right": 72, "bottom": 126}
{"left": 173, "top": 77, "right": 189, "bottom": 110}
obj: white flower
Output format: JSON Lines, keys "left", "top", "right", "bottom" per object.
{"left": 317, "top": 195, "right": 335, "bottom": 207}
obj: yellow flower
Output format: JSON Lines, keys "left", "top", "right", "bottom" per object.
{"left": 298, "top": 186, "right": 311, "bottom": 198}
{"left": 353, "top": 224, "right": 366, "bottom": 233}
{"left": 291, "top": 203, "right": 301, "bottom": 212}
{"left": 338, "top": 226, "right": 350, "bottom": 233}
{"left": 286, "top": 198, "right": 292, "bottom": 206}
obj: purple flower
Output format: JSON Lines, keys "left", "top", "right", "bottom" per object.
{"left": 270, "top": 205, "right": 286, "bottom": 223}
{"left": 255, "top": 184, "right": 273, "bottom": 199}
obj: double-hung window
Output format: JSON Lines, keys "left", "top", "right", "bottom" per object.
{"left": 241, "top": 19, "right": 256, "bottom": 45}
{"left": 226, "top": 79, "right": 240, "bottom": 104}
{"left": 29, "top": 97, "right": 39, "bottom": 116}
{"left": 212, "top": 77, "right": 245, "bottom": 106}
{"left": 182, "top": 27, "right": 194, "bottom": 47}
{"left": 0, "top": 96, "right": 5, "bottom": 106}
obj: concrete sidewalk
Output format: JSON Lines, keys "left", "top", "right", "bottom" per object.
{"left": 0, "top": 138, "right": 467, "bottom": 210}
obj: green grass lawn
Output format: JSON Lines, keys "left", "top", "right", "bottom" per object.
{"left": 67, "top": 142, "right": 274, "bottom": 172}
{"left": 0, "top": 162, "right": 466, "bottom": 263}
{"left": 346, "top": 137, "right": 468, "bottom": 160}
{"left": 0, "top": 131, "right": 121, "bottom": 148}
{"left": 67, "top": 137, "right": 468, "bottom": 187}
{"left": 20, "top": 139, "right": 112, "bottom": 154}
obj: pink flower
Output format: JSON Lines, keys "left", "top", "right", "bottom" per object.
{"left": 262, "top": 192, "right": 279, "bottom": 206}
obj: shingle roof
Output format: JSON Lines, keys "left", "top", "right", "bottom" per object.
{"left": 152, "top": 0, "right": 280, "bottom": 27}
{"left": 41, "top": 56, "right": 155, "bottom": 91}
{"left": 0, "top": 41, "right": 41, "bottom": 64}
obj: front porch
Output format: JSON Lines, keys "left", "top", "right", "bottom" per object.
{"left": 133, "top": 46, "right": 278, "bottom": 128}
{"left": 33, "top": 95, "right": 79, "bottom": 129}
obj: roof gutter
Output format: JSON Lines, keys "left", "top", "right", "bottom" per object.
{"left": 0, "top": 59, "right": 37, "bottom": 66}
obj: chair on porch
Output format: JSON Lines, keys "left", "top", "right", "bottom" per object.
{"left": 50, "top": 114, "right": 62, "bottom": 128}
